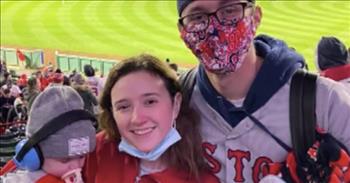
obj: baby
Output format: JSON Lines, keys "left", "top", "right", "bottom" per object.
{"left": 1, "top": 86, "right": 96, "bottom": 183}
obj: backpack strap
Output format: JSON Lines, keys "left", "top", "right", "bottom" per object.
{"left": 289, "top": 69, "right": 318, "bottom": 160}
{"left": 178, "top": 67, "right": 198, "bottom": 106}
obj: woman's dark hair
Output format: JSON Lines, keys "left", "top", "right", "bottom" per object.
{"left": 99, "top": 54, "right": 209, "bottom": 181}
{"left": 84, "top": 64, "right": 95, "bottom": 77}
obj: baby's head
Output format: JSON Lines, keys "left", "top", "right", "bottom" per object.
{"left": 22, "top": 86, "right": 96, "bottom": 177}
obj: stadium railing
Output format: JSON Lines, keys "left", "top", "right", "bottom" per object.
{"left": 56, "top": 52, "right": 118, "bottom": 76}
{"left": 0, "top": 47, "right": 43, "bottom": 69}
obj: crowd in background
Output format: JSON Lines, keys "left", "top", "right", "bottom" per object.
{"left": 0, "top": 58, "right": 180, "bottom": 128}
{"left": 0, "top": 35, "right": 349, "bottom": 182}
{"left": 1, "top": 37, "right": 349, "bottom": 129}
{"left": 1, "top": 0, "right": 350, "bottom": 181}
{"left": 0, "top": 64, "right": 103, "bottom": 128}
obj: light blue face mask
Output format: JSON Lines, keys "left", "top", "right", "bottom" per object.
{"left": 118, "top": 127, "right": 181, "bottom": 161}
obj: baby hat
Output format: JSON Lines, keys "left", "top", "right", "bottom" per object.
{"left": 26, "top": 85, "right": 96, "bottom": 158}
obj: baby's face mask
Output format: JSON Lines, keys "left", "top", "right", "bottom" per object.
{"left": 61, "top": 168, "right": 84, "bottom": 183}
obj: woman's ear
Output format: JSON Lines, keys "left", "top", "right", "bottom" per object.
{"left": 172, "top": 92, "right": 182, "bottom": 120}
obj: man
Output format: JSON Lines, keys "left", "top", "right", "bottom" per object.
{"left": 177, "top": 0, "right": 350, "bottom": 182}
{"left": 316, "top": 36, "right": 350, "bottom": 92}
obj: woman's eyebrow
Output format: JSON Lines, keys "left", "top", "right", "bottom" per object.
{"left": 142, "top": 93, "right": 160, "bottom": 97}
{"left": 113, "top": 99, "right": 128, "bottom": 107}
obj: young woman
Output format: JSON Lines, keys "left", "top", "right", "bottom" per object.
{"left": 84, "top": 54, "right": 218, "bottom": 183}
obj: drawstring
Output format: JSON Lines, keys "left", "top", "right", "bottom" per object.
{"left": 217, "top": 92, "right": 291, "bottom": 152}
{"left": 232, "top": 106, "right": 292, "bottom": 152}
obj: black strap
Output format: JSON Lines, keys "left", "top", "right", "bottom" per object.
{"left": 179, "top": 67, "right": 197, "bottom": 106}
{"left": 245, "top": 111, "right": 292, "bottom": 152}
{"left": 289, "top": 70, "right": 317, "bottom": 160}
{"left": 16, "top": 109, "right": 96, "bottom": 161}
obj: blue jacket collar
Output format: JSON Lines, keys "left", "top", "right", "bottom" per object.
{"left": 196, "top": 34, "right": 304, "bottom": 128}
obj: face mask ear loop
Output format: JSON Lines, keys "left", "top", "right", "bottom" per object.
{"left": 172, "top": 120, "right": 177, "bottom": 129}
{"left": 171, "top": 93, "right": 181, "bottom": 130}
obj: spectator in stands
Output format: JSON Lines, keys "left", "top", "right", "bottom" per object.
{"left": 83, "top": 54, "right": 218, "bottom": 183}
{"left": 63, "top": 75, "right": 71, "bottom": 86}
{"left": 0, "top": 89, "right": 16, "bottom": 122}
{"left": 34, "top": 71, "right": 42, "bottom": 90}
{"left": 37, "top": 69, "right": 50, "bottom": 91}
{"left": 22, "top": 77, "right": 40, "bottom": 112}
{"left": 0, "top": 72, "right": 11, "bottom": 88}
{"left": 71, "top": 73, "right": 98, "bottom": 115}
{"left": 316, "top": 36, "right": 350, "bottom": 91}
{"left": 13, "top": 93, "right": 27, "bottom": 121}
{"left": 83, "top": 64, "right": 104, "bottom": 97}
{"left": 1, "top": 79, "right": 21, "bottom": 98}
{"left": 48, "top": 69, "right": 64, "bottom": 87}
{"left": 0, "top": 60, "right": 7, "bottom": 77}
{"left": 3, "top": 61, "right": 6, "bottom": 73}
{"left": 68, "top": 69, "right": 77, "bottom": 80}
{"left": 17, "top": 74, "right": 28, "bottom": 90}
{"left": 0, "top": 86, "right": 96, "bottom": 183}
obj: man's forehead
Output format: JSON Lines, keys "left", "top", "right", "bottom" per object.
{"left": 182, "top": 0, "right": 248, "bottom": 16}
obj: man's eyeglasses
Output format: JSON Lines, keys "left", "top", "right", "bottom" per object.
{"left": 179, "top": 2, "right": 252, "bottom": 33}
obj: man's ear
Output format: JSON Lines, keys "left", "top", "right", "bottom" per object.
{"left": 177, "top": 22, "right": 184, "bottom": 33}
{"left": 253, "top": 6, "right": 262, "bottom": 28}
{"left": 172, "top": 92, "right": 182, "bottom": 120}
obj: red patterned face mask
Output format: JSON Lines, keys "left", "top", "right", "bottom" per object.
{"left": 180, "top": 15, "right": 256, "bottom": 74}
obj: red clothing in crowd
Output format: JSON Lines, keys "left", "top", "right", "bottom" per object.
{"left": 83, "top": 131, "right": 219, "bottom": 183}
{"left": 39, "top": 77, "right": 50, "bottom": 91}
{"left": 320, "top": 64, "right": 350, "bottom": 81}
